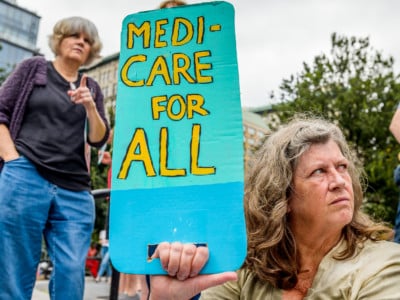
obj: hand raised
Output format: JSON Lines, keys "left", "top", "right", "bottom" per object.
{"left": 67, "top": 74, "right": 95, "bottom": 110}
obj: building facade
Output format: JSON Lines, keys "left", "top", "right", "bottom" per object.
{"left": 242, "top": 109, "right": 270, "bottom": 172}
{"left": 0, "top": 0, "right": 41, "bottom": 71}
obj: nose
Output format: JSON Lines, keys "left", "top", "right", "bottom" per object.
{"left": 328, "top": 170, "right": 346, "bottom": 190}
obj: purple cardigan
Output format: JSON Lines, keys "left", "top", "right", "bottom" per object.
{"left": 0, "top": 56, "right": 110, "bottom": 169}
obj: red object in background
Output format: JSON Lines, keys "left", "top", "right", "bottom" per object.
{"left": 86, "top": 257, "right": 100, "bottom": 277}
{"left": 85, "top": 245, "right": 100, "bottom": 277}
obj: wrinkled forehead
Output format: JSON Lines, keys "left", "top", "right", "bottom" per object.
{"left": 291, "top": 139, "right": 344, "bottom": 171}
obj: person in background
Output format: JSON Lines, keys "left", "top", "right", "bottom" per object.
{"left": 158, "top": 0, "right": 187, "bottom": 8}
{"left": 0, "top": 16, "right": 110, "bottom": 300}
{"left": 86, "top": 241, "right": 101, "bottom": 278}
{"left": 96, "top": 229, "right": 112, "bottom": 282}
{"left": 118, "top": 274, "right": 146, "bottom": 300}
{"left": 146, "top": 116, "right": 400, "bottom": 299}
{"left": 389, "top": 109, "right": 400, "bottom": 243}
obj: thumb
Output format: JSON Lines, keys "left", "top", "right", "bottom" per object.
{"left": 149, "top": 272, "right": 237, "bottom": 300}
{"left": 80, "top": 74, "right": 87, "bottom": 87}
{"left": 193, "top": 272, "right": 238, "bottom": 293}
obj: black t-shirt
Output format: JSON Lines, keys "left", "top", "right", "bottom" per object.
{"left": 15, "top": 61, "right": 91, "bottom": 191}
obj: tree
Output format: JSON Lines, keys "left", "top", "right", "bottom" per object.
{"left": 270, "top": 33, "right": 400, "bottom": 223}
{"left": 90, "top": 105, "right": 115, "bottom": 234}
{"left": 90, "top": 105, "right": 115, "bottom": 190}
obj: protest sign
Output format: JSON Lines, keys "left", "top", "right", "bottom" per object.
{"left": 110, "top": 1, "right": 246, "bottom": 274}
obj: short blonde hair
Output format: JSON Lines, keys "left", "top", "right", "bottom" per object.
{"left": 48, "top": 16, "right": 102, "bottom": 66}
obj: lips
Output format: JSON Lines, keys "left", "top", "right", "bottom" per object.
{"left": 330, "top": 197, "right": 349, "bottom": 205}
{"left": 72, "top": 47, "right": 83, "bottom": 53}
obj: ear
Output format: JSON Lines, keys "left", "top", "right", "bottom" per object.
{"left": 286, "top": 196, "right": 292, "bottom": 213}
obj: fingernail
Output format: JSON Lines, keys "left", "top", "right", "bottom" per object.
{"left": 177, "top": 274, "right": 187, "bottom": 281}
{"left": 190, "top": 272, "right": 197, "bottom": 278}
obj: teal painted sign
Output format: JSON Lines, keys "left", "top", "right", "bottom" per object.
{"left": 110, "top": 1, "right": 246, "bottom": 274}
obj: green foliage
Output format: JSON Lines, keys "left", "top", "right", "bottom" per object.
{"left": 271, "top": 33, "right": 400, "bottom": 224}
{"left": 89, "top": 103, "right": 115, "bottom": 233}
{"left": 90, "top": 104, "right": 115, "bottom": 191}
{"left": 90, "top": 147, "right": 110, "bottom": 234}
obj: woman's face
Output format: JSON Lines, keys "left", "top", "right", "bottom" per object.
{"left": 288, "top": 139, "right": 354, "bottom": 235}
{"left": 58, "top": 32, "right": 91, "bottom": 65}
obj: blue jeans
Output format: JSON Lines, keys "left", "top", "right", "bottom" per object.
{"left": 97, "top": 246, "right": 111, "bottom": 278}
{"left": 0, "top": 156, "right": 95, "bottom": 300}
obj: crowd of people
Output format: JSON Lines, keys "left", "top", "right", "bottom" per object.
{"left": 1, "top": 0, "right": 400, "bottom": 300}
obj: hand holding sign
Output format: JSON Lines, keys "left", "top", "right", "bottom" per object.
{"left": 149, "top": 242, "right": 237, "bottom": 300}
{"left": 110, "top": 1, "right": 246, "bottom": 274}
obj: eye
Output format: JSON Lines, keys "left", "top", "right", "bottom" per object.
{"left": 337, "top": 163, "right": 348, "bottom": 172}
{"left": 83, "top": 36, "right": 93, "bottom": 45}
{"left": 311, "top": 168, "right": 324, "bottom": 176}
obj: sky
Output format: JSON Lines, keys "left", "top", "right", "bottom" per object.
{"left": 16, "top": 0, "right": 400, "bottom": 108}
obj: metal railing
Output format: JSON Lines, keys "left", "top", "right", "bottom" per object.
{"left": 92, "top": 188, "right": 111, "bottom": 200}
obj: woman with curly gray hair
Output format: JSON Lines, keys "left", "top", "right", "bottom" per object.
{"left": 143, "top": 116, "right": 400, "bottom": 300}
{"left": 0, "top": 16, "right": 109, "bottom": 299}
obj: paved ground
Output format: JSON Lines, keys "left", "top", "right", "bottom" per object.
{"left": 32, "top": 276, "right": 111, "bottom": 300}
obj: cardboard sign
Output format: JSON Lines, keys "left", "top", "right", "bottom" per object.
{"left": 110, "top": 1, "right": 246, "bottom": 274}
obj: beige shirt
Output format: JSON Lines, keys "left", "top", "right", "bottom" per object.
{"left": 201, "top": 239, "right": 400, "bottom": 299}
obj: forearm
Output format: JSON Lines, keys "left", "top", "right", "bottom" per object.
{"left": 85, "top": 103, "right": 107, "bottom": 144}
{"left": 0, "top": 124, "right": 19, "bottom": 161}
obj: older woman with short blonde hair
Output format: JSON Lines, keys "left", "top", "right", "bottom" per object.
{"left": 0, "top": 16, "right": 109, "bottom": 300}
